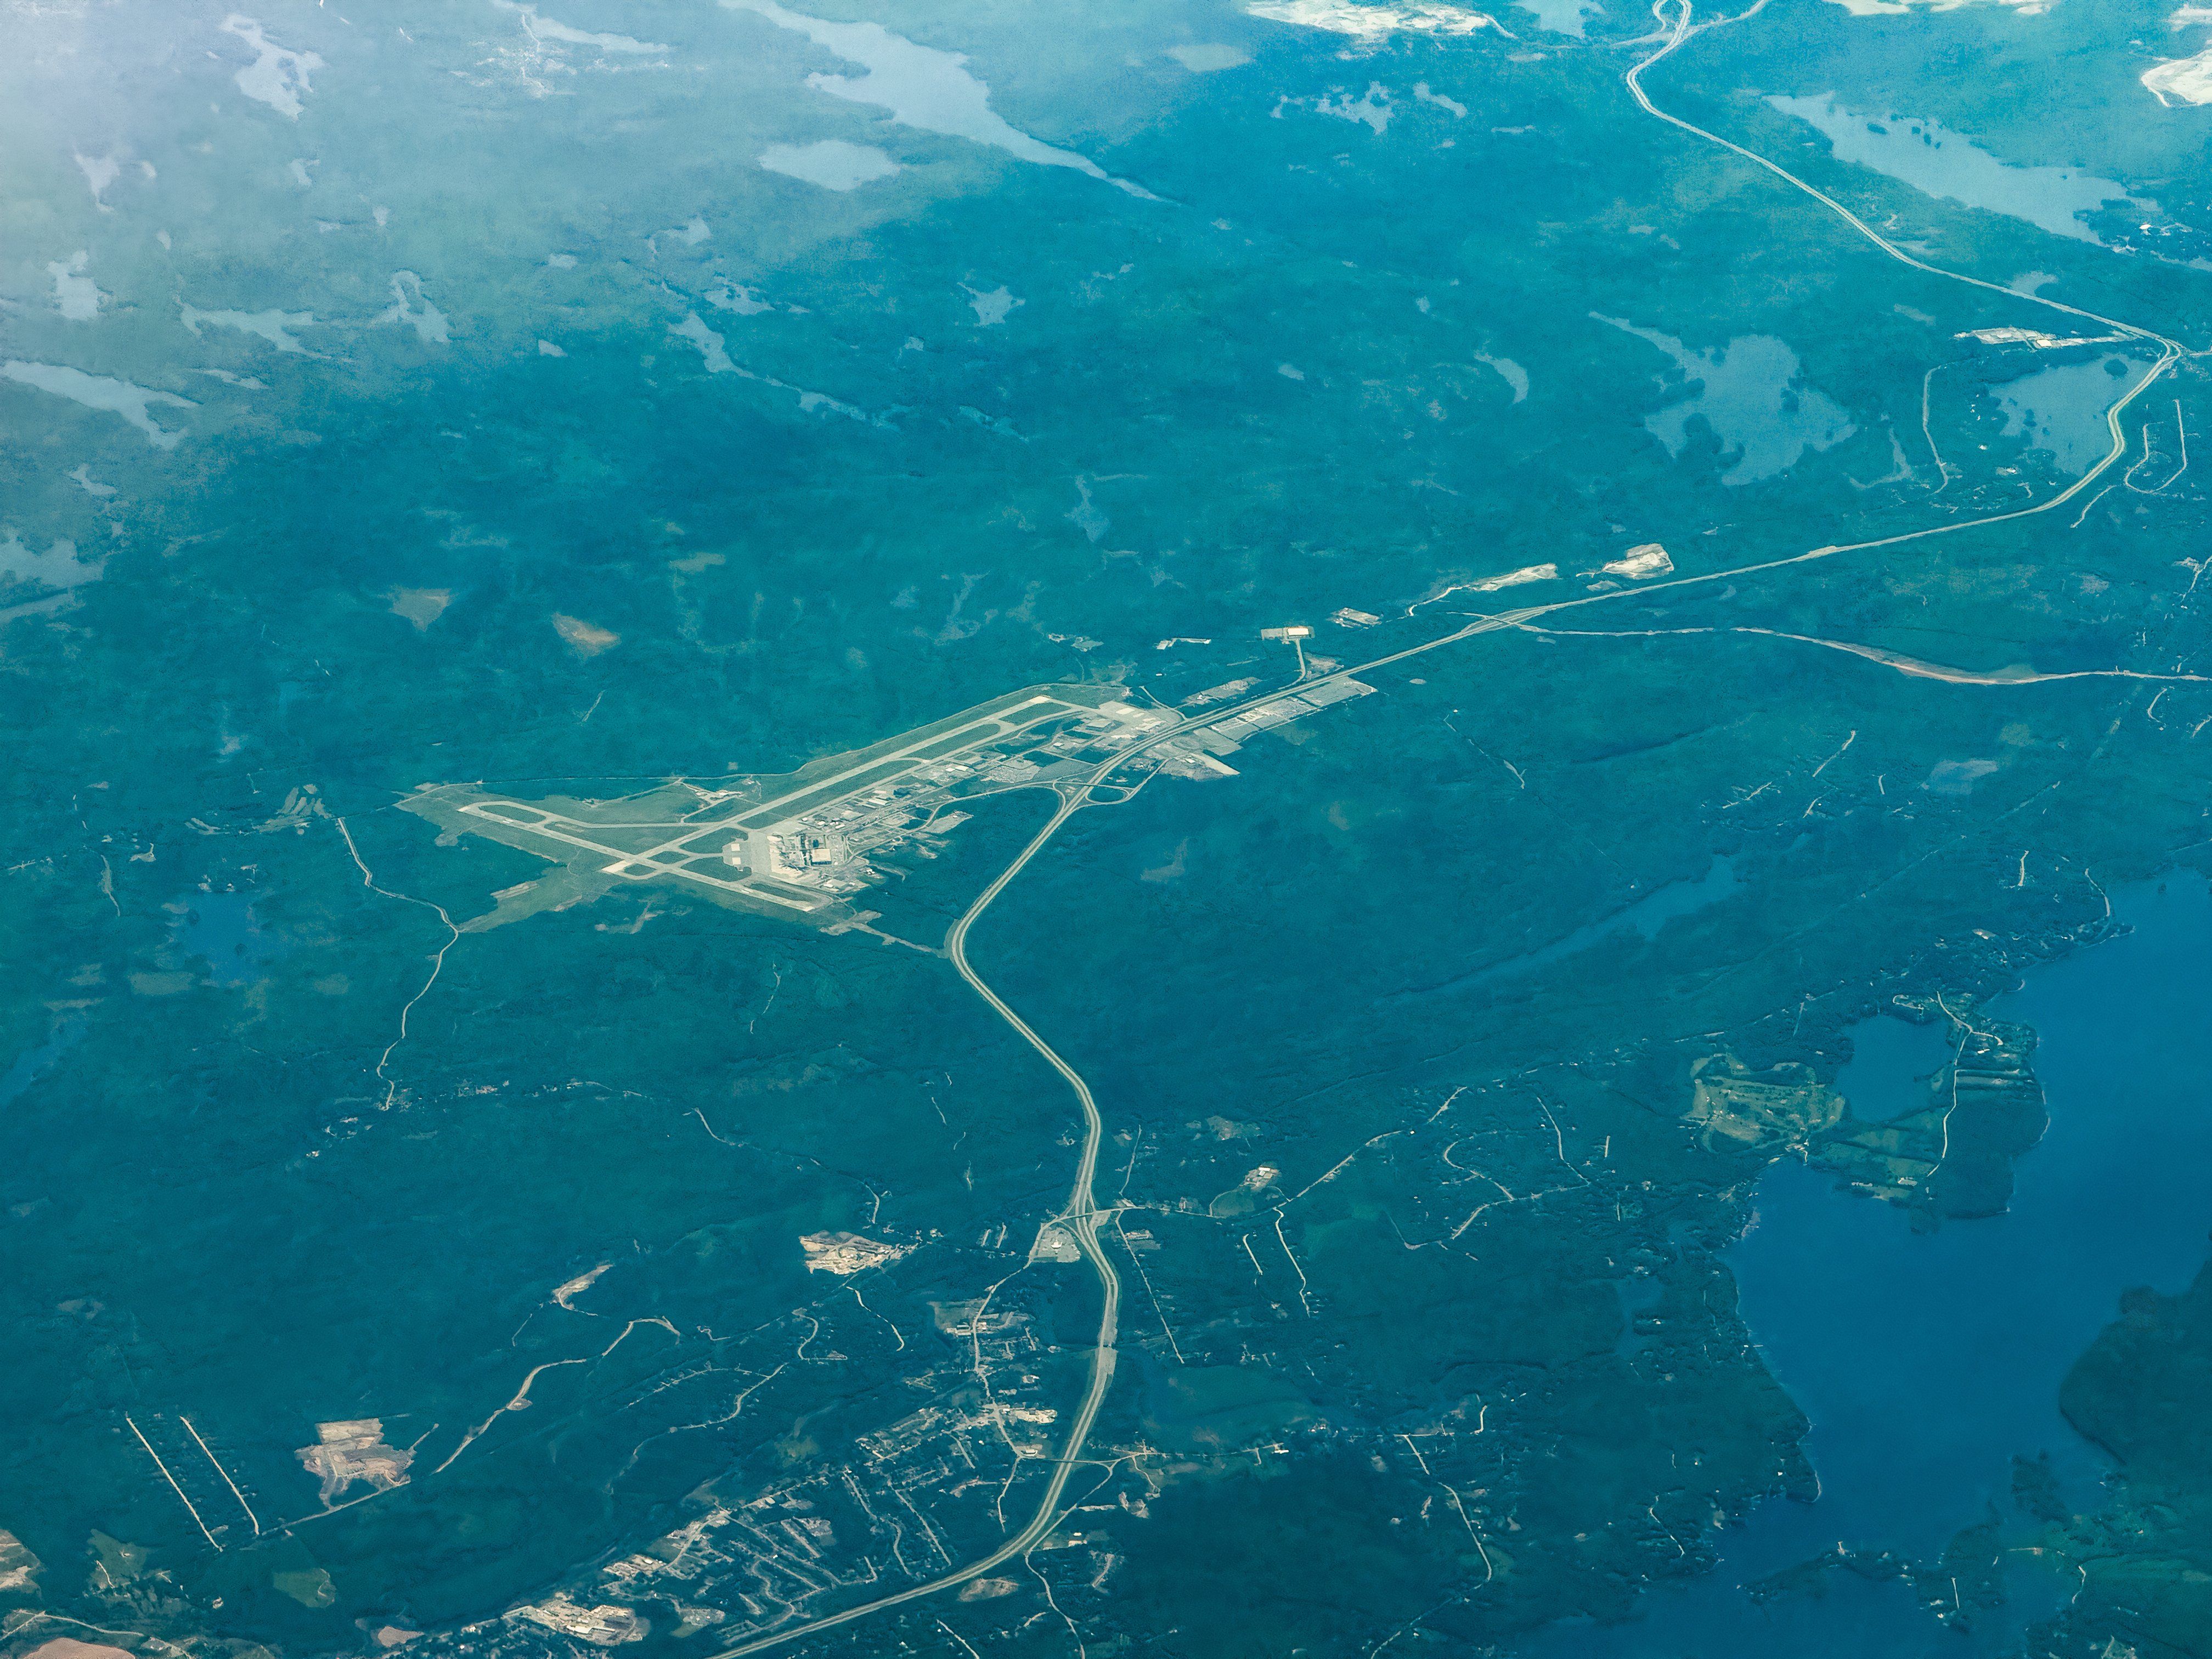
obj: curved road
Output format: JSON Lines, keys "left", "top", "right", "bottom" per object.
{"left": 707, "top": 8, "right": 2190, "bottom": 1653}
{"left": 706, "top": 789, "right": 1120, "bottom": 1659}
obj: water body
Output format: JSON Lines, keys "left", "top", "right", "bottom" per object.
{"left": 0, "top": 1018, "right": 85, "bottom": 1109}
{"left": 1519, "top": 873, "right": 2212, "bottom": 1658}
{"left": 759, "top": 139, "right": 902, "bottom": 192}
{"left": 179, "top": 303, "right": 319, "bottom": 354}
{"left": 1993, "top": 353, "right": 2145, "bottom": 475}
{"left": 1595, "top": 317, "right": 1854, "bottom": 485}
{"left": 726, "top": 0, "right": 1155, "bottom": 196}
{"left": 1766, "top": 93, "right": 2129, "bottom": 244}
{"left": 0, "top": 359, "right": 195, "bottom": 449}
{"left": 1387, "top": 856, "right": 1740, "bottom": 1005}
{"left": 172, "top": 891, "right": 278, "bottom": 986}
{"left": 1526, "top": 854, "right": 1738, "bottom": 958}
{"left": 1831, "top": 1009, "right": 1952, "bottom": 1118}
{"left": 1513, "top": 0, "right": 1598, "bottom": 36}
{"left": 1475, "top": 350, "right": 1530, "bottom": 403}
{"left": 490, "top": 0, "right": 667, "bottom": 54}
{"left": 1167, "top": 43, "right": 1249, "bottom": 71}
{"left": 0, "top": 531, "right": 104, "bottom": 594}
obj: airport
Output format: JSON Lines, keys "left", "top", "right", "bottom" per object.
{"left": 403, "top": 650, "right": 1377, "bottom": 933}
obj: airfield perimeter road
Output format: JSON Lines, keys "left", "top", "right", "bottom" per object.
{"left": 704, "top": 5, "right": 2192, "bottom": 1651}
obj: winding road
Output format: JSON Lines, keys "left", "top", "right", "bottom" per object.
{"left": 708, "top": 4, "right": 2194, "bottom": 1651}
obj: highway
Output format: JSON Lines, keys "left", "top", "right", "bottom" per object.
{"left": 698, "top": 325, "right": 2177, "bottom": 1659}
{"left": 1626, "top": 0, "right": 2186, "bottom": 359}
{"left": 702, "top": 7, "right": 2191, "bottom": 1652}
{"left": 703, "top": 784, "right": 1119, "bottom": 1659}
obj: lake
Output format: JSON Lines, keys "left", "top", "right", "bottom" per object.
{"left": 1519, "top": 872, "right": 2212, "bottom": 1657}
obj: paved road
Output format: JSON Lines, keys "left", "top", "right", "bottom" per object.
{"left": 703, "top": 11, "right": 2190, "bottom": 1652}
{"left": 704, "top": 787, "right": 1120, "bottom": 1659}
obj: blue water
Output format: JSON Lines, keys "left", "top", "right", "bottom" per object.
{"left": 1513, "top": 0, "right": 1598, "bottom": 36}
{"left": 1520, "top": 873, "right": 2212, "bottom": 1657}
{"left": 1385, "top": 857, "right": 1741, "bottom": 1006}
{"left": 0, "top": 1018, "right": 84, "bottom": 1109}
{"left": 1765, "top": 94, "right": 2128, "bottom": 245}
{"left": 1995, "top": 354, "right": 2146, "bottom": 475}
{"left": 1831, "top": 1012, "right": 1951, "bottom": 1123}
{"left": 1482, "top": 855, "right": 1740, "bottom": 980}
{"left": 1451, "top": 858, "right": 1743, "bottom": 1000}
{"left": 1597, "top": 317, "right": 1855, "bottom": 485}
{"left": 172, "top": 890, "right": 276, "bottom": 986}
